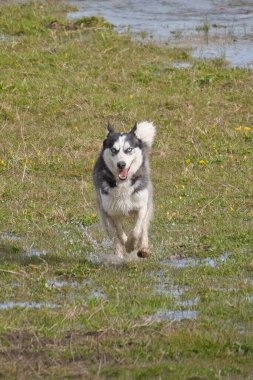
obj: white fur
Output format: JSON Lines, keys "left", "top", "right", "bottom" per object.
{"left": 101, "top": 183, "right": 148, "bottom": 217}
{"left": 103, "top": 135, "right": 143, "bottom": 179}
{"left": 135, "top": 121, "right": 155, "bottom": 149}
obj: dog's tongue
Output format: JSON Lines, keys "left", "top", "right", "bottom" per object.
{"left": 118, "top": 168, "right": 128, "bottom": 180}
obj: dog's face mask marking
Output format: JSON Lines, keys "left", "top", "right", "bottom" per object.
{"left": 103, "top": 124, "right": 143, "bottom": 181}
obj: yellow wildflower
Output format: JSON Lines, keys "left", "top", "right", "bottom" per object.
{"left": 199, "top": 160, "right": 205, "bottom": 165}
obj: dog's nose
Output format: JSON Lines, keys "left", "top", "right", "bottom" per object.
{"left": 117, "top": 161, "right": 126, "bottom": 169}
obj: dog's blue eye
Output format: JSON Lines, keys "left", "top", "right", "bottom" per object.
{"left": 111, "top": 148, "right": 117, "bottom": 154}
{"left": 126, "top": 147, "right": 133, "bottom": 153}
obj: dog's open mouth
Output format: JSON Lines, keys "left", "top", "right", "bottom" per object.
{"left": 118, "top": 168, "right": 129, "bottom": 181}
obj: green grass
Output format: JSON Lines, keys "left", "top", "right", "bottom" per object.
{"left": 0, "top": 1, "right": 253, "bottom": 379}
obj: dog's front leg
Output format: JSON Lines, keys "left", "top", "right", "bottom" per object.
{"left": 109, "top": 216, "right": 127, "bottom": 246}
{"left": 107, "top": 215, "right": 127, "bottom": 258}
{"left": 99, "top": 208, "right": 125, "bottom": 258}
{"left": 125, "top": 206, "right": 148, "bottom": 253}
{"left": 137, "top": 203, "right": 153, "bottom": 258}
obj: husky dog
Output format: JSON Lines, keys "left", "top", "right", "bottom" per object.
{"left": 93, "top": 121, "right": 155, "bottom": 258}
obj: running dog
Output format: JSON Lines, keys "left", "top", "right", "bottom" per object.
{"left": 93, "top": 121, "right": 155, "bottom": 258}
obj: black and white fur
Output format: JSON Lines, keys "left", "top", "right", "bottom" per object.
{"left": 93, "top": 121, "right": 155, "bottom": 258}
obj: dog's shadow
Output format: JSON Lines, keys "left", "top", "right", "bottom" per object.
{"left": 0, "top": 237, "right": 86, "bottom": 267}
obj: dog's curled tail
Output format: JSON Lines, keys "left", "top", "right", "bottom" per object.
{"left": 135, "top": 121, "right": 156, "bottom": 149}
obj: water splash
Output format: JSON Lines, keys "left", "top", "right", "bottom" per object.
{"left": 86, "top": 251, "right": 140, "bottom": 265}
{"left": 78, "top": 223, "right": 99, "bottom": 251}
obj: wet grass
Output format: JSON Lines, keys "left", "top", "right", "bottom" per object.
{"left": 0, "top": 1, "right": 253, "bottom": 378}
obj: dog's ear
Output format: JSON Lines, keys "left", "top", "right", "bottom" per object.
{"left": 130, "top": 122, "right": 137, "bottom": 135}
{"left": 106, "top": 122, "right": 114, "bottom": 135}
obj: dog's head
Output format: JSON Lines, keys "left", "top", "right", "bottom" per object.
{"left": 102, "top": 122, "right": 143, "bottom": 181}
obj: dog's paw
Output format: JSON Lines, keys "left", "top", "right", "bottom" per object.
{"left": 137, "top": 249, "right": 149, "bottom": 258}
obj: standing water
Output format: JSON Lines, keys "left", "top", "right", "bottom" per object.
{"left": 67, "top": 0, "right": 253, "bottom": 67}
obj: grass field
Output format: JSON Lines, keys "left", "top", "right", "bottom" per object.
{"left": 0, "top": 1, "right": 253, "bottom": 379}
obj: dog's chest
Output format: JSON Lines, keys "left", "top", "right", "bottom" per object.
{"left": 101, "top": 181, "right": 145, "bottom": 216}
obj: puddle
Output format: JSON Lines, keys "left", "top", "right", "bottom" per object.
{"left": 88, "top": 289, "right": 108, "bottom": 301}
{"left": 192, "top": 39, "right": 253, "bottom": 67}
{"left": 150, "top": 62, "right": 193, "bottom": 77}
{"left": 212, "top": 285, "right": 244, "bottom": 292}
{"left": 160, "top": 251, "right": 231, "bottom": 269}
{"left": 152, "top": 271, "right": 188, "bottom": 297}
{"left": 0, "top": 301, "right": 60, "bottom": 310}
{"left": 152, "top": 271, "right": 199, "bottom": 311}
{"left": 67, "top": 0, "right": 253, "bottom": 67}
{"left": 153, "top": 274, "right": 199, "bottom": 310}
{"left": 46, "top": 279, "right": 80, "bottom": 288}
{"left": 45, "top": 279, "right": 108, "bottom": 301}
{"left": 0, "top": 232, "right": 23, "bottom": 242}
{"left": 152, "top": 269, "right": 189, "bottom": 295}
{"left": 176, "top": 298, "right": 199, "bottom": 307}
{"left": 46, "top": 278, "right": 92, "bottom": 288}
{"left": 236, "top": 322, "right": 253, "bottom": 335}
{"left": 27, "top": 248, "right": 47, "bottom": 257}
{"left": 172, "top": 61, "right": 193, "bottom": 69}
{"left": 154, "top": 281, "right": 189, "bottom": 298}
{"left": 10, "top": 282, "right": 21, "bottom": 288}
{"left": 0, "top": 34, "right": 9, "bottom": 42}
{"left": 246, "top": 278, "right": 253, "bottom": 286}
{"left": 146, "top": 309, "right": 198, "bottom": 322}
